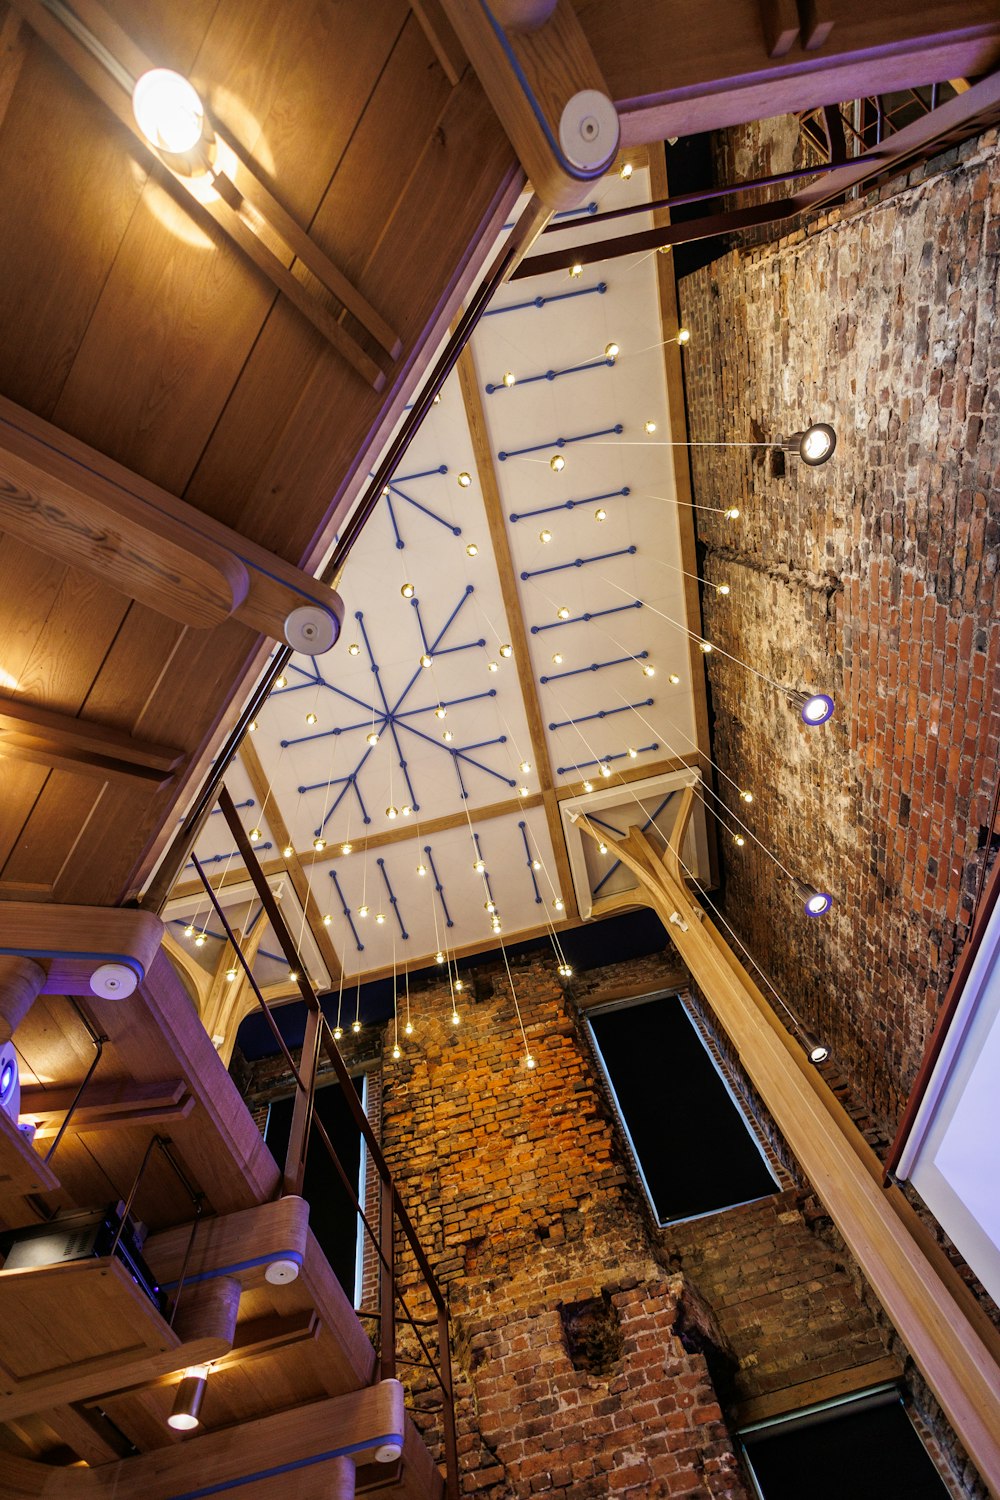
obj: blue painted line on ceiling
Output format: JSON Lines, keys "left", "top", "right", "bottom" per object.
{"left": 424, "top": 845, "right": 454, "bottom": 928}
{"left": 484, "top": 283, "right": 607, "bottom": 318}
{"left": 532, "top": 600, "right": 643, "bottom": 635}
{"left": 541, "top": 650, "right": 648, "bottom": 684}
{"left": 548, "top": 697, "right": 653, "bottom": 731}
{"left": 486, "top": 355, "right": 613, "bottom": 395}
{"left": 166, "top": 1433, "right": 405, "bottom": 1500}
{"left": 593, "top": 793, "right": 674, "bottom": 897}
{"left": 502, "top": 202, "right": 597, "bottom": 231}
{"left": 209, "top": 798, "right": 254, "bottom": 814}
{"left": 377, "top": 857, "right": 408, "bottom": 941}
{"left": 329, "top": 870, "right": 364, "bottom": 952}
{"left": 521, "top": 544, "right": 636, "bottom": 582}
{"left": 498, "top": 422, "right": 623, "bottom": 462}
{"left": 557, "top": 742, "right": 659, "bottom": 776}
{"left": 185, "top": 843, "right": 273, "bottom": 870}
{"left": 588, "top": 812, "right": 627, "bottom": 837}
{"left": 388, "top": 480, "right": 462, "bottom": 538}
{"left": 510, "top": 486, "right": 630, "bottom": 524}
{"left": 518, "top": 821, "right": 542, "bottom": 904}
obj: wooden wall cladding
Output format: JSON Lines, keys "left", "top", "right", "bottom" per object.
{"left": 0, "top": 0, "right": 516, "bottom": 907}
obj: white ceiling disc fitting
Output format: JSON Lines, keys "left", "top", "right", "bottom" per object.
{"left": 264, "top": 1258, "right": 300, "bottom": 1285}
{"left": 284, "top": 605, "right": 338, "bottom": 655}
{"left": 90, "top": 963, "right": 139, "bottom": 999}
{"left": 559, "top": 89, "right": 620, "bottom": 172}
{"left": 375, "top": 1442, "right": 403, "bottom": 1464}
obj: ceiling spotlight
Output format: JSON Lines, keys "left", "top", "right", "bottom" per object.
{"left": 557, "top": 606, "right": 570, "bottom": 620}
{"left": 275, "top": 675, "right": 287, "bottom": 689}
{"left": 402, "top": 802, "right": 413, "bottom": 816}
{"left": 503, "top": 370, "right": 516, "bottom": 388}
{"left": 725, "top": 506, "right": 740, "bottom": 520}
{"left": 552, "top": 652, "right": 564, "bottom": 666}
{"left": 435, "top": 705, "right": 447, "bottom": 719}
{"left": 401, "top": 582, "right": 415, "bottom": 599}
{"left": 485, "top": 900, "right": 496, "bottom": 913}
{"left": 539, "top": 528, "right": 553, "bottom": 544}
{"left": 786, "top": 422, "right": 836, "bottom": 465}
{"left": 348, "top": 642, "right": 360, "bottom": 656}
{"left": 519, "top": 760, "right": 532, "bottom": 774}
{"left": 376, "top": 913, "right": 386, "bottom": 924}
{"left": 132, "top": 70, "right": 205, "bottom": 155}
{"left": 305, "top": 711, "right": 317, "bottom": 725}
{"left": 799, "top": 884, "right": 834, "bottom": 917}
{"left": 313, "top": 836, "right": 326, "bottom": 851}
{"left": 341, "top": 841, "right": 353, "bottom": 854}
{"left": 741, "top": 791, "right": 753, "bottom": 804}
{"left": 249, "top": 827, "right": 262, "bottom": 842}
{"left": 473, "top": 858, "right": 486, "bottom": 873}
{"left": 435, "top": 951, "right": 445, "bottom": 964}
{"left": 499, "top": 643, "right": 513, "bottom": 658}
{"left": 392, "top": 1044, "right": 401, "bottom": 1060}
{"left": 569, "top": 263, "right": 583, "bottom": 278}
{"left": 599, "top": 763, "right": 611, "bottom": 777}
{"left": 386, "top": 805, "right": 398, "bottom": 819}
{"left": 595, "top": 507, "right": 607, "bottom": 522}
{"left": 167, "top": 1364, "right": 210, "bottom": 1431}
{"left": 487, "top": 660, "right": 499, "bottom": 673}
{"left": 420, "top": 653, "right": 433, "bottom": 668}
{"left": 248, "top": 719, "right": 257, "bottom": 733}
{"left": 416, "top": 862, "right": 427, "bottom": 876}
{"left": 466, "top": 543, "right": 479, "bottom": 558}
{"left": 288, "top": 969, "right": 299, "bottom": 982}
{"left": 457, "top": 471, "right": 472, "bottom": 488}
{"left": 491, "top": 920, "right": 501, "bottom": 932}
{"left": 583, "top": 780, "right": 594, "bottom": 793}
{"left": 333, "top": 1025, "right": 343, "bottom": 1040}
{"left": 550, "top": 455, "right": 565, "bottom": 473}
{"left": 792, "top": 691, "right": 835, "bottom": 726}
{"left": 699, "top": 641, "right": 713, "bottom": 653}
{"left": 806, "top": 1035, "right": 831, "bottom": 1065}
{"left": 352, "top": 1019, "right": 362, "bottom": 1033}
{"left": 643, "top": 420, "right": 657, "bottom": 434}
{"left": 627, "top": 747, "right": 637, "bottom": 759}
{"left": 358, "top": 904, "right": 369, "bottom": 918}
{"left": 668, "top": 672, "right": 680, "bottom": 685}
{"left": 225, "top": 966, "right": 238, "bottom": 982}
{"left": 366, "top": 730, "right": 379, "bottom": 746}
{"left": 677, "top": 327, "right": 691, "bottom": 346}
{"left": 717, "top": 583, "right": 731, "bottom": 595}
{"left": 553, "top": 897, "right": 564, "bottom": 911}
{"left": 619, "top": 161, "right": 634, "bottom": 180}
{"left": 605, "top": 341, "right": 620, "bottom": 361}
{"left": 443, "top": 728, "right": 454, "bottom": 742}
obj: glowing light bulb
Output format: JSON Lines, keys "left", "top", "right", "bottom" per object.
{"left": 194, "top": 933, "right": 206, "bottom": 947}
{"left": 248, "top": 719, "right": 257, "bottom": 732}
{"left": 436, "top": 951, "right": 445, "bottom": 964}
{"left": 358, "top": 904, "right": 369, "bottom": 918}
{"left": 583, "top": 780, "right": 594, "bottom": 793}
{"left": 518, "top": 785, "right": 529, "bottom": 797}
{"left": 402, "top": 805, "right": 413, "bottom": 817}
{"left": 569, "top": 263, "right": 582, "bottom": 278}
{"left": 539, "top": 528, "right": 552, "bottom": 544}
{"left": 725, "top": 506, "right": 740, "bottom": 520}
{"left": 333, "top": 1025, "right": 343, "bottom": 1040}
{"left": 718, "top": 583, "right": 731, "bottom": 595}
{"left": 473, "top": 858, "right": 485, "bottom": 873}
{"left": 275, "top": 676, "right": 287, "bottom": 689}
{"left": 392, "top": 1044, "right": 401, "bottom": 1059}
{"left": 432, "top": 392, "right": 441, "bottom": 405}
{"left": 643, "top": 664, "right": 656, "bottom": 678}
{"left": 526, "top": 1054, "right": 536, "bottom": 1068}
{"left": 553, "top": 897, "right": 564, "bottom": 911}
{"left": 735, "top": 835, "right": 746, "bottom": 847}
{"left": 348, "top": 642, "right": 360, "bottom": 655}
{"left": 323, "top": 913, "right": 332, "bottom": 925}
{"left": 455, "top": 979, "right": 465, "bottom": 992}
{"left": 604, "top": 341, "right": 619, "bottom": 360}
{"left": 552, "top": 652, "right": 564, "bottom": 665}
{"left": 404, "top": 1021, "right": 413, "bottom": 1035}
{"left": 619, "top": 161, "right": 633, "bottom": 180}
{"left": 699, "top": 640, "right": 714, "bottom": 654}
{"left": 226, "top": 966, "right": 237, "bottom": 982}
{"left": 532, "top": 859, "right": 541, "bottom": 871}
{"left": 457, "top": 471, "right": 472, "bottom": 488}
{"left": 420, "top": 653, "right": 433, "bottom": 668}
{"left": 283, "top": 844, "right": 293, "bottom": 858}
{"left": 550, "top": 455, "right": 565, "bottom": 473}
{"left": 799, "top": 693, "right": 835, "bottom": 725}
{"left": 668, "top": 672, "right": 681, "bottom": 685}
{"left": 352, "top": 1019, "right": 362, "bottom": 1033}
{"left": 599, "top": 763, "right": 612, "bottom": 778}
{"left": 417, "top": 862, "right": 427, "bottom": 876}
{"left": 627, "top": 747, "right": 638, "bottom": 759}
{"left": 401, "top": 582, "right": 415, "bottom": 599}
{"left": 466, "top": 543, "right": 479, "bottom": 558}
{"left": 643, "top": 420, "right": 657, "bottom": 435}
{"left": 598, "top": 842, "right": 608, "bottom": 855}
{"left": 249, "top": 827, "right": 262, "bottom": 842}
{"left": 305, "top": 711, "right": 317, "bottom": 726}
{"left": 132, "top": 69, "right": 205, "bottom": 154}
{"left": 487, "top": 660, "right": 499, "bottom": 673}
{"left": 183, "top": 924, "right": 195, "bottom": 937}
{"left": 503, "top": 370, "right": 516, "bottom": 388}
{"left": 443, "top": 729, "right": 454, "bottom": 742}
{"left": 451, "top": 1012, "right": 461, "bottom": 1025}
{"left": 376, "top": 913, "right": 386, "bottom": 925}
{"left": 341, "top": 841, "right": 353, "bottom": 855}
{"left": 677, "top": 327, "right": 691, "bottom": 345}
{"left": 741, "top": 791, "right": 753, "bottom": 804}
{"left": 367, "top": 731, "right": 379, "bottom": 746}
{"left": 595, "top": 507, "right": 607, "bottom": 522}
{"left": 485, "top": 900, "right": 496, "bottom": 913}
{"left": 499, "top": 643, "right": 513, "bottom": 659}
{"left": 386, "top": 806, "right": 398, "bottom": 820}
{"left": 313, "top": 836, "right": 326, "bottom": 851}
{"left": 288, "top": 969, "right": 299, "bottom": 982}
{"left": 557, "top": 606, "right": 570, "bottom": 620}
{"left": 519, "top": 760, "right": 532, "bottom": 774}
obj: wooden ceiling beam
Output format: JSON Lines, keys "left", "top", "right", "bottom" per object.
{"left": 0, "top": 695, "right": 183, "bottom": 787}
{"left": 407, "top": 0, "right": 466, "bottom": 86}
{"left": 438, "top": 0, "right": 618, "bottom": 210}
{"left": 0, "top": 396, "right": 344, "bottom": 649}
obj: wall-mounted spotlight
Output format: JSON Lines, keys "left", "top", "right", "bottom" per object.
{"left": 132, "top": 70, "right": 207, "bottom": 158}
{"left": 790, "top": 690, "right": 835, "bottom": 726}
{"left": 804, "top": 1033, "right": 831, "bottom": 1064}
{"left": 797, "top": 882, "right": 833, "bottom": 917}
{"left": 782, "top": 422, "right": 837, "bottom": 466}
{"left": 168, "top": 1365, "right": 210, "bottom": 1431}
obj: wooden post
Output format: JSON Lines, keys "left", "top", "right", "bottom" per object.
{"left": 0, "top": 956, "right": 45, "bottom": 1042}
{"left": 284, "top": 1007, "right": 321, "bottom": 1197}
{"left": 573, "top": 797, "right": 1000, "bottom": 1492}
{"left": 379, "top": 1178, "right": 396, "bottom": 1383}
{"left": 326, "top": 1455, "right": 357, "bottom": 1499}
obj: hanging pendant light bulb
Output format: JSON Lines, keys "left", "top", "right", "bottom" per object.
{"left": 550, "top": 455, "right": 565, "bottom": 473}
{"left": 400, "top": 582, "right": 415, "bottom": 599}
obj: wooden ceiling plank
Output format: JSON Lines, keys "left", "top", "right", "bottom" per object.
{"left": 237, "top": 739, "right": 342, "bottom": 981}
{"left": 0, "top": 698, "right": 183, "bottom": 787}
{"left": 407, "top": 0, "right": 465, "bottom": 86}
{"left": 0, "top": 774, "right": 108, "bottom": 901}
{"left": 455, "top": 344, "right": 579, "bottom": 921}
{"left": 0, "top": 7, "right": 28, "bottom": 133}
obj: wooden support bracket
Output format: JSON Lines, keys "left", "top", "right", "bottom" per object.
{"left": 21, "top": 1079, "right": 192, "bottom": 1137}
{"left": 0, "top": 696, "right": 183, "bottom": 787}
{"left": 0, "top": 901, "right": 164, "bottom": 988}
{"left": 0, "top": 396, "right": 344, "bottom": 648}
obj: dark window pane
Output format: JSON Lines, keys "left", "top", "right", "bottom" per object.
{"left": 744, "top": 1397, "right": 951, "bottom": 1500}
{"left": 590, "top": 995, "right": 776, "bottom": 1221}
{"left": 266, "top": 1076, "right": 364, "bottom": 1300}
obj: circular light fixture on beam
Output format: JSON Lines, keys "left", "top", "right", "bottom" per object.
{"left": 791, "top": 422, "right": 837, "bottom": 466}
{"left": 132, "top": 70, "right": 206, "bottom": 156}
{"left": 167, "top": 1365, "right": 210, "bottom": 1431}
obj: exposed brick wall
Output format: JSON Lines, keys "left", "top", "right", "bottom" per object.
{"left": 678, "top": 127, "right": 1000, "bottom": 1141}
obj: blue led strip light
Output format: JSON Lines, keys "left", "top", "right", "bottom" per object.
{"left": 502, "top": 202, "right": 597, "bottom": 231}
{"left": 377, "top": 857, "right": 408, "bottom": 941}
{"left": 329, "top": 870, "right": 364, "bottom": 952}
{"left": 185, "top": 843, "right": 273, "bottom": 870}
{"left": 521, "top": 545, "right": 636, "bottom": 582}
{"left": 484, "top": 281, "right": 606, "bottom": 318}
{"left": 209, "top": 798, "right": 254, "bottom": 815}
{"left": 533, "top": 601, "right": 642, "bottom": 636}
{"left": 541, "top": 650, "right": 648, "bottom": 684}
{"left": 557, "top": 742, "right": 659, "bottom": 776}
{"left": 548, "top": 698, "right": 653, "bottom": 732}
{"left": 518, "top": 821, "right": 542, "bottom": 904}
{"left": 166, "top": 1433, "right": 406, "bottom": 1500}
{"left": 485, "top": 355, "right": 613, "bottom": 395}
{"left": 424, "top": 845, "right": 454, "bottom": 929}
{"left": 588, "top": 813, "right": 627, "bottom": 838}
{"left": 510, "top": 486, "right": 629, "bottom": 524}
{"left": 593, "top": 793, "right": 674, "bottom": 897}
{"left": 394, "top": 689, "right": 496, "bottom": 722}
{"left": 498, "top": 422, "right": 623, "bottom": 463}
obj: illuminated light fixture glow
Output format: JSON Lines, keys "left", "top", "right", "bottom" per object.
{"left": 741, "top": 791, "right": 753, "bottom": 804}
{"left": 455, "top": 979, "right": 465, "bottom": 992}
{"left": 288, "top": 969, "right": 299, "bottom": 982}
{"left": 416, "top": 862, "right": 427, "bottom": 876}
{"left": 225, "top": 966, "right": 237, "bottom": 982}
{"left": 401, "top": 582, "right": 415, "bottom": 599}
{"left": 699, "top": 640, "right": 713, "bottom": 653}
{"left": 367, "top": 731, "right": 379, "bottom": 746}
{"left": 595, "top": 507, "right": 607, "bottom": 522}
{"left": 553, "top": 897, "right": 565, "bottom": 911}
{"left": 305, "top": 711, "right": 317, "bottom": 725}
{"left": 627, "top": 747, "right": 638, "bottom": 759}
{"left": 457, "top": 471, "right": 472, "bottom": 488}
{"left": 793, "top": 691, "right": 835, "bottom": 726}
{"left": 443, "top": 729, "right": 454, "bottom": 742}
{"left": 194, "top": 933, "right": 206, "bottom": 947}
{"left": 788, "top": 422, "right": 837, "bottom": 466}
{"left": 604, "top": 341, "right": 619, "bottom": 360}
{"left": 800, "top": 885, "right": 834, "bottom": 918}
{"left": 668, "top": 673, "right": 681, "bottom": 685}
{"left": 282, "top": 844, "right": 293, "bottom": 858}
{"left": 582, "top": 780, "right": 594, "bottom": 793}
{"left": 183, "top": 924, "right": 195, "bottom": 937}
{"left": 619, "top": 161, "right": 633, "bottom": 180}
{"left": 248, "top": 827, "right": 262, "bottom": 843}
{"left": 473, "top": 859, "right": 486, "bottom": 873}
{"left": 717, "top": 583, "right": 731, "bottom": 595}
{"left": 167, "top": 1365, "right": 210, "bottom": 1431}
{"left": 312, "top": 837, "right": 326, "bottom": 851}
{"left": 550, "top": 455, "right": 565, "bottom": 473}
{"left": 599, "top": 763, "right": 612, "bottom": 778}
{"left": 386, "top": 806, "right": 398, "bottom": 820}
{"left": 392, "top": 1045, "right": 401, "bottom": 1060}
{"left": 531, "top": 859, "right": 541, "bottom": 871}
{"left": 518, "top": 785, "right": 529, "bottom": 797}
{"left": 557, "top": 606, "right": 570, "bottom": 620}
{"left": 275, "top": 676, "right": 287, "bottom": 689}
{"left": 552, "top": 652, "right": 564, "bottom": 665}
{"left": 526, "top": 1054, "right": 536, "bottom": 1068}
{"left": 248, "top": 719, "right": 257, "bottom": 733}
{"left": 341, "top": 841, "right": 353, "bottom": 854}
{"left": 323, "top": 913, "right": 333, "bottom": 925}
{"left": 375, "top": 913, "right": 386, "bottom": 925}
{"left": 643, "top": 664, "right": 655, "bottom": 677}
{"left": 539, "top": 528, "right": 553, "bottom": 544}
{"left": 132, "top": 70, "right": 205, "bottom": 155}
{"left": 348, "top": 642, "right": 360, "bottom": 656}
{"left": 519, "top": 760, "right": 532, "bottom": 774}
{"left": 677, "top": 327, "right": 691, "bottom": 345}
{"left": 487, "top": 660, "right": 499, "bottom": 673}
{"left": 451, "top": 1012, "right": 461, "bottom": 1025}
{"left": 435, "top": 704, "right": 447, "bottom": 719}
{"left": 569, "top": 263, "right": 583, "bottom": 278}
{"left": 643, "top": 420, "right": 657, "bottom": 435}
{"left": 404, "top": 1021, "right": 413, "bottom": 1035}
{"left": 598, "top": 841, "right": 608, "bottom": 855}
{"left": 725, "top": 506, "right": 740, "bottom": 520}
{"left": 333, "top": 1025, "right": 343, "bottom": 1040}
{"left": 420, "top": 653, "right": 433, "bottom": 668}
{"left": 807, "top": 1036, "right": 831, "bottom": 1064}
{"left": 435, "top": 951, "right": 445, "bottom": 964}
{"left": 358, "top": 905, "right": 369, "bottom": 918}
{"left": 352, "top": 1019, "right": 362, "bottom": 1033}
{"left": 499, "top": 643, "right": 513, "bottom": 658}
{"left": 432, "top": 392, "right": 441, "bottom": 405}
{"left": 735, "top": 835, "right": 746, "bottom": 847}
{"left": 466, "top": 542, "right": 479, "bottom": 557}
{"left": 503, "top": 370, "right": 516, "bottom": 388}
